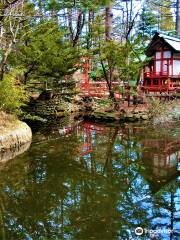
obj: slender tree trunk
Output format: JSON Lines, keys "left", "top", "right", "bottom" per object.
{"left": 0, "top": 0, "right": 19, "bottom": 22}
{"left": 73, "top": 11, "right": 85, "bottom": 47}
{"left": 0, "top": 41, "right": 13, "bottom": 81}
{"left": 103, "top": 127, "right": 119, "bottom": 174}
{"left": 105, "top": 2, "right": 113, "bottom": 41}
{"left": 67, "top": 8, "right": 74, "bottom": 42}
{"left": 176, "top": 0, "right": 180, "bottom": 35}
{"left": 105, "top": 1, "right": 118, "bottom": 108}
{"left": 86, "top": 11, "right": 94, "bottom": 49}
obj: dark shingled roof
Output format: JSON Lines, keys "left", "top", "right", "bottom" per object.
{"left": 146, "top": 32, "right": 180, "bottom": 55}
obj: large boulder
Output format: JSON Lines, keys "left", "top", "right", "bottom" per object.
{"left": 0, "top": 120, "right": 32, "bottom": 152}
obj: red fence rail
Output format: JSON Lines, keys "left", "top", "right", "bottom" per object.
{"left": 79, "top": 81, "right": 121, "bottom": 98}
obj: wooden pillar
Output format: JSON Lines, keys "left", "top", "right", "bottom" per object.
{"left": 160, "top": 47, "right": 163, "bottom": 76}
{"left": 171, "top": 51, "right": 173, "bottom": 77}
{"left": 84, "top": 57, "right": 90, "bottom": 96}
{"left": 167, "top": 59, "right": 169, "bottom": 78}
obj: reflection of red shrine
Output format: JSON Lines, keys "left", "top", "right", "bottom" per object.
{"left": 142, "top": 139, "right": 180, "bottom": 180}
{"left": 58, "top": 122, "right": 180, "bottom": 192}
{"left": 57, "top": 121, "right": 107, "bottom": 156}
{"left": 80, "top": 122, "right": 107, "bottom": 156}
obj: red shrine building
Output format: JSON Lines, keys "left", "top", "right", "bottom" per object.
{"left": 142, "top": 32, "right": 180, "bottom": 94}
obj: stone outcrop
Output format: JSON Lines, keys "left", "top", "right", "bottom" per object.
{"left": 84, "top": 107, "right": 150, "bottom": 123}
{"left": 153, "top": 105, "right": 180, "bottom": 124}
{"left": 124, "top": 109, "right": 150, "bottom": 121}
{"left": 26, "top": 98, "right": 80, "bottom": 119}
{"left": 0, "top": 121, "right": 32, "bottom": 152}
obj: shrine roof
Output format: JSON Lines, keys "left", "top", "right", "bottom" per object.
{"left": 146, "top": 32, "right": 180, "bottom": 55}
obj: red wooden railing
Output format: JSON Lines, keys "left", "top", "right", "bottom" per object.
{"left": 79, "top": 81, "right": 121, "bottom": 98}
{"left": 144, "top": 72, "right": 180, "bottom": 79}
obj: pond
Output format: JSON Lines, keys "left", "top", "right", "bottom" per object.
{"left": 0, "top": 120, "right": 179, "bottom": 240}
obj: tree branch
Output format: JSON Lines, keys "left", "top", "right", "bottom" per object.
{"left": 73, "top": 11, "right": 85, "bottom": 47}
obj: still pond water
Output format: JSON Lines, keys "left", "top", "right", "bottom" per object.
{"left": 0, "top": 120, "right": 179, "bottom": 240}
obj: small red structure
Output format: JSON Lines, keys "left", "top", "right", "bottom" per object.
{"left": 83, "top": 57, "right": 90, "bottom": 96}
{"left": 76, "top": 57, "right": 120, "bottom": 98}
{"left": 142, "top": 33, "right": 180, "bottom": 95}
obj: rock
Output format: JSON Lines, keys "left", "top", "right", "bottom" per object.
{"left": 25, "top": 97, "right": 81, "bottom": 119}
{"left": 72, "top": 95, "right": 83, "bottom": 104}
{"left": 125, "top": 113, "right": 134, "bottom": 119}
{"left": 141, "top": 114, "right": 149, "bottom": 120}
{"left": 105, "top": 108, "right": 114, "bottom": 113}
{"left": 0, "top": 141, "right": 31, "bottom": 163}
{"left": 56, "top": 112, "right": 66, "bottom": 118}
{"left": 0, "top": 121, "right": 32, "bottom": 152}
{"left": 133, "top": 113, "right": 141, "bottom": 119}
{"left": 120, "top": 109, "right": 126, "bottom": 114}
{"left": 37, "top": 90, "right": 54, "bottom": 100}
{"left": 133, "top": 109, "right": 139, "bottom": 114}
{"left": 92, "top": 111, "right": 119, "bottom": 122}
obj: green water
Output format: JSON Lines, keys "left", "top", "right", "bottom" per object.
{"left": 0, "top": 121, "right": 179, "bottom": 240}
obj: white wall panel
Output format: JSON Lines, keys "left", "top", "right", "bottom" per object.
{"left": 173, "top": 60, "right": 180, "bottom": 75}
{"left": 156, "top": 52, "right": 161, "bottom": 59}
{"left": 156, "top": 61, "right": 161, "bottom": 72}
{"left": 163, "top": 51, "right": 171, "bottom": 58}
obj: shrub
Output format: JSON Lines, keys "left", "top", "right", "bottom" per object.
{"left": 0, "top": 71, "right": 29, "bottom": 115}
{"left": 148, "top": 97, "right": 168, "bottom": 118}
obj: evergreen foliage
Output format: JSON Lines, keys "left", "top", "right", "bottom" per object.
{"left": 0, "top": 71, "right": 28, "bottom": 115}
{"left": 0, "top": 0, "right": 179, "bottom": 112}
{"left": 11, "top": 21, "right": 80, "bottom": 84}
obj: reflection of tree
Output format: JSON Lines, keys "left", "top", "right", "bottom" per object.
{"left": 103, "top": 127, "right": 119, "bottom": 175}
{"left": 151, "top": 179, "right": 180, "bottom": 239}
{"left": 0, "top": 122, "right": 179, "bottom": 239}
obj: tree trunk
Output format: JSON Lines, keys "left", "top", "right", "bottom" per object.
{"left": 0, "top": 41, "right": 13, "bottom": 81}
{"left": 73, "top": 11, "right": 85, "bottom": 47}
{"left": 86, "top": 11, "right": 94, "bottom": 49}
{"left": 105, "top": 2, "right": 113, "bottom": 41}
{"left": 0, "top": 0, "right": 19, "bottom": 22}
{"left": 67, "top": 8, "right": 74, "bottom": 42}
{"left": 105, "top": 2, "right": 118, "bottom": 108}
{"left": 176, "top": 0, "right": 180, "bottom": 35}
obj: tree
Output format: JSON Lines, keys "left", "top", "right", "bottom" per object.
{"left": 0, "top": 70, "right": 28, "bottom": 114}
{"left": 105, "top": 0, "right": 113, "bottom": 41}
{"left": 0, "top": 0, "right": 20, "bottom": 22}
{"left": 112, "top": 0, "right": 141, "bottom": 41}
{"left": 11, "top": 21, "right": 80, "bottom": 85}
{"left": 97, "top": 37, "right": 145, "bottom": 108}
{"left": 138, "top": 2, "right": 159, "bottom": 38}
{"left": 0, "top": 0, "right": 24, "bottom": 80}
{"left": 145, "top": 0, "right": 175, "bottom": 32}
{"left": 159, "top": 0, "right": 175, "bottom": 31}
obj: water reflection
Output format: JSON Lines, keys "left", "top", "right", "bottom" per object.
{"left": 0, "top": 121, "right": 179, "bottom": 240}
{"left": 0, "top": 141, "right": 31, "bottom": 164}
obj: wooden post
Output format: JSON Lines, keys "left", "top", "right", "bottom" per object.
{"left": 84, "top": 57, "right": 90, "bottom": 96}
{"left": 160, "top": 47, "right": 163, "bottom": 76}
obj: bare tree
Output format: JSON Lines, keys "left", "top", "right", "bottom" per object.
{"left": 0, "top": 0, "right": 20, "bottom": 21}
{"left": 0, "top": 0, "right": 24, "bottom": 80}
